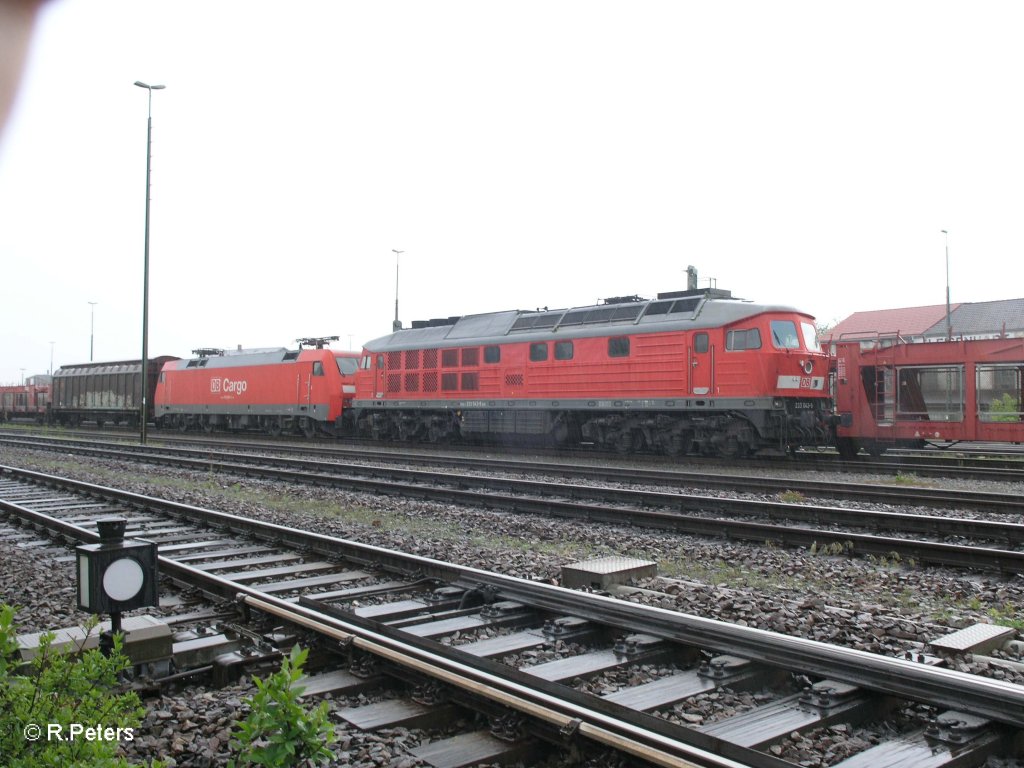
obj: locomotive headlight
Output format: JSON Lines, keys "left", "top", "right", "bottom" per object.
{"left": 801, "top": 360, "right": 814, "bottom": 375}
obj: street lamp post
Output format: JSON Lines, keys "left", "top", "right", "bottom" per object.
{"left": 392, "top": 249, "right": 404, "bottom": 331}
{"left": 942, "top": 229, "right": 951, "bottom": 341}
{"left": 88, "top": 301, "right": 97, "bottom": 362}
{"left": 49, "top": 342, "right": 54, "bottom": 376}
{"left": 135, "top": 80, "right": 165, "bottom": 444}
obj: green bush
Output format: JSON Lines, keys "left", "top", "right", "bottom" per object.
{"left": 229, "top": 645, "right": 336, "bottom": 768}
{"left": 988, "top": 393, "right": 1021, "bottom": 423}
{"left": 0, "top": 604, "right": 151, "bottom": 768}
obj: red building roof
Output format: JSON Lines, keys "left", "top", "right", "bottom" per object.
{"left": 825, "top": 303, "right": 960, "bottom": 342}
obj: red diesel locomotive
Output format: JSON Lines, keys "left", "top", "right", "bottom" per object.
{"left": 351, "top": 286, "right": 832, "bottom": 456}
{"left": 154, "top": 338, "right": 359, "bottom": 437}
{"left": 832, "top": 335, "right": 1024, "bottom": 457}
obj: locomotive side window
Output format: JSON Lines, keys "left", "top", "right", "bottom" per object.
{"left": 441, "top": 373, "right": 458, "bottom": 391}
{"left": 462, "top": 348, "right": 480, "bottom": 366}
{"left": 800, "top": 322, "right": 819, "bottom": 351}
{"left": 694, "top": 333, "right": 709, "bottom": 353}
{"left": 608, "top": 337, "right": 630, "bottom": 357}
{"left": 530, "top": 343, "right": 548, "bottom": 362}
{"left": 726, "top": 329, "right": 761, "bottom": 351}
{"left": 484, "top": 345, "right": 501, "bottom": 364}
{"left": 442, "top": 349, "right": 459, "bottom": 367}
{"left": 312, "top": 361, "right": 324, "bottom": 376}
{"left": 555, "top": 341, "right": 574, "bottom": 360}
{"left": 769, "top": 320, "right": 800, "bottom": 349}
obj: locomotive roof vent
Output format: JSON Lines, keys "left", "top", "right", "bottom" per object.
{"left": 191, "top": 348, "right": 225, "bottom": 358}
{"left": 601, "top": 294, "right": 645, "bottom": 305}
{"left": 656, "top": 287, "right": 734, "bottom": 300}
{"left": 410, "top": 316, "right": 462, "bottom": 330}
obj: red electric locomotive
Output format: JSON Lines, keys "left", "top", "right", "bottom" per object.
{"left": 0, "top": 381, "right": 49, "bottom": 423}
{"left": 352, "top": 285, "right": 831, "bottom": 456}
{"left": 154, "top": 337, "right": 359, "bottom": 437}
{"left": 832, "top": 335, "right": 1024, "bottom": 457}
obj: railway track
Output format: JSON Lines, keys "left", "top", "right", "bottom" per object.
{"left": 3, "top": 434, "right": 1024, "bottom": 574}
{"left": 5, "top": 423, "right": 1024, "bottom": 482}
{"left": 1, "top": 465, "right": 1022, "bottom": 768}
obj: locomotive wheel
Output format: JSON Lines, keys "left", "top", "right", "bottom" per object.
{"left": 301, "top": 418, "right": 317, "bottom": 438}
{"left": 177, "top": 417, "right": 189, "bottom": 432}
{"left": 663, "top": 431, "right": 690, "bottom": 457}
{"left": 613, "top": 431, "right": 634, "bottom": 455}
{"left": 267, "top": 420, "right": 282, "bottom": 437}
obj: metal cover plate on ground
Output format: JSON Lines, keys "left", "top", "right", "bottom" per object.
{"left": 561, "top": 556, "right": 657, "bottom": 589}
{"left": 929, "top": 623, "right": 1015, "bottom": 655}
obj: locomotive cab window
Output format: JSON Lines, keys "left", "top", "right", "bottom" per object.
{"left": 770, "top": 321, "right": 800, "bottom": 349}
{"left": 530, "top": 342, "right": 548, "bottom": 362}
{"left": 726, "top": 329, "right": 761, "bottom": 351}
{"left": 312, "top": 361, "right": 324, "bottom": 376}
{"left": 608, "top": 337, "right": 630, "bottom": 357}
{"left": 555, "top": 341, "right": 574, "bottom": 360}
{"left": 800, "top": 322, "right": 819, "bottom": 351}
{"left": 694, "top": 333, "right": 709, "bottom": 353}
{"left": 337, "top": 357, "right": 358, "bottom": 375}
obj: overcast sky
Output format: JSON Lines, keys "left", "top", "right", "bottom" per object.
{"left": 2, "top": 1, "right": 1022, "bottom": 383}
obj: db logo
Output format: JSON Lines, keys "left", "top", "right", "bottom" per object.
{"left": 211, "top": 378, "right": 247, "bottom": 395}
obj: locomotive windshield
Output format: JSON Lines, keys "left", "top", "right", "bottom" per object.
{"left": 336, "top": 357, "right": 358, "bottom": 376}
{"left": 770, "top": 320, "right": 800, "bottom": 349}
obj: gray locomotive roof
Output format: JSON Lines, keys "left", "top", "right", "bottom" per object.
{"left": 363, "top": 294, "right": 807, "bottom": 352}
{"left": 166, "top": 348, "right": 298, "bottom": 370}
